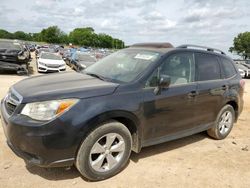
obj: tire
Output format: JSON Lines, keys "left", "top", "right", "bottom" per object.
{"left": 76, "top": 121, "right": 132, "bottom": 181}
{"left": 207, "top": 105, "right": 235, "bottom": 140}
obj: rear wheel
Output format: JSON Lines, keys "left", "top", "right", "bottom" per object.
{"left": 207, "top": 105, "right": 235, "bottom": 139}
{"left": 76, "top": 121, "right": 132, "bottom": 181}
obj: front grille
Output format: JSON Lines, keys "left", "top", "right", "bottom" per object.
{"left": 47, "top": 64, "right": 60, "bottom": 68}
{"left": 5, "top": 101, "right": 17, "bottom": 115}
{"left": 4, "top": 89, "right": 21, "bottom": 116}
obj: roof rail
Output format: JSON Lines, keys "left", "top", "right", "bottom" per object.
{"left": 131, "top": 42, "right": 174, "bottom": 48}
{"left": 177, "top": 44, "right": 226, "bottom": 55}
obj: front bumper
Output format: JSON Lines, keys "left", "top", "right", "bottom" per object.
{"left": 0, "top": 98, "right": 77, "bottom": 167}
{"left": 0, "top": 61, "right": 28, "bottom": 71}
{"left": 37, "top": 64, "right": 66, "bottom": 73}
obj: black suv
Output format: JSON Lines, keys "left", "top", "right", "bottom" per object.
{"left": 0, "top": 43, "right": 244, "bottom": 181}
{"left": 0, "top": 39, "right": 30, "bottom": 75}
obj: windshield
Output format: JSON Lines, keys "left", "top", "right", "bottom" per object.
{"left": 41, "top": 53, "right": 62, "bottom": 60}
{"left": 0, "top": 41, "right": 22, "bottom": 50}
{"left": 77, "top": 54, "right": 96, "bottom": 62}
{"left": 85, "top": 49, "right": 160, "bottom": 83}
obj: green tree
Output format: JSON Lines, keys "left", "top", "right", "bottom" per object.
{"left": 98, "top": 33, "right": 113, "bottom": 48}
{"left": 40, "top": 26, "right": 65, "bottom": 44}
{"left": 32, "top": 33, "right": 42, "bottom": 42}
{"left": 0, "top": 29, "right": 13, "bottom": 39}
{"left": 113, "top": 38, "right": 125, "bottom": 49}
{"left": 230, "top": 32, "right": 250, "bottom": 59}
{"left": 13, "top": 31, "right": 32, "bottom": 41}
{"left": 0, "top": 26, "right": 125, "bottom": 48}
{"left": 69, "top": 27, "right": 97, "bottom": 46}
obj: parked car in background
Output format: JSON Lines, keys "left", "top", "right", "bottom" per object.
{"left": 36, "top": 48, "right": 56, "bottom": 59}
{"left": 234, "top": 61, "right": 250, "bottom": 78}
{"left": 27, "top": 44, "right": 36, "bottom": 52}
{"left": 64, "top": 47, "right": 78, "bottom": 66}
{"left": 37, "top": 52, "right": 66, "bottom": 73}
{"left": 70, "top": 52, "right": 97, "bottom": 71}
{"left": 0, "top": 39, "right": 30, "bottom": 75}
{"left": 59, "top": 48, "right": 71, "bottom": 60}
{"left": 1, "top": 43, "right": 244, "bottom": 181}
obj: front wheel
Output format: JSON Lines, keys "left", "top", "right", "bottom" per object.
{"left": 76, "top": 121, "right": 132, "bottom": 181}
{"left": 207, "top": 105, "right": 235, "bottom": 140}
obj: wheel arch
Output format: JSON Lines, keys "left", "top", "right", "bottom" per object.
{"left": 226, "top": 100, "right": 238, "bottom": 122}
{"left": 79, "top": 110, "right": 142, "bottom": 153}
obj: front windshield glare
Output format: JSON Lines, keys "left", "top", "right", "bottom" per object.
{"left": 85, "top": 49, "right": 160, "bottom": 83}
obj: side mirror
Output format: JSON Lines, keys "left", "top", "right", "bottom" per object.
{"left": 159, "top": 75, "right": 171, "bottom": 88}
{"left": 154, "top": 75, "right": 171, "bottom": 95}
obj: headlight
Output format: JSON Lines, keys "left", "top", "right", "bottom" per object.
{"left": 80, "top": 64, "right": 86, "bottom": 68}
{"left": 39, "top": 61, "right": 46, "bottom": 66}
{"left": 21, "top": 99, "right": 79, "bottom": 121}
{"left": 18, "top": 54, "right": 26, "bottom": 60}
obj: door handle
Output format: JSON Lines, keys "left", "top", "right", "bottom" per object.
{"left": 188, "top": 91, "right": 199, "bottom": 98}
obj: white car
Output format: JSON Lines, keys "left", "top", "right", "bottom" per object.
{"left": 37, "top": 52, "right": 66, "bottom": 73}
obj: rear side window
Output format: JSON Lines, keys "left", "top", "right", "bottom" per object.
{"left": 195, "top": 53, "right": 221, "bottom": 81}
{"left": 220, "top": 57, "right": 237, "bottom": 78}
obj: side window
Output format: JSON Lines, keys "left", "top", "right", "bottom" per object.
{"left": 195, "top": 53, "right": 221, "bottom": 81}
{"left": 220, "top": 57, "right": 237, "bottom": 78}
{"left": 145, "top": 52, "right": 195, "bottom": 87}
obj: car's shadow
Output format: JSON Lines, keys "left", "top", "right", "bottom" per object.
{"left": 26, "top": 164, "right": 81, "bottom": 181}
{"left": 25, "top": 132, "right": 207, "bottom": 181}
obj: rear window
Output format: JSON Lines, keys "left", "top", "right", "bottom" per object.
{"left": 220, "top": 57, "right": 237, "bottom": 78}
{"left": 195, "top": 53, "right": 221, "bottom": 81}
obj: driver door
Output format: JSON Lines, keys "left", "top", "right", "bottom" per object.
{"left": 142, "top": 52, "right": 199, "bottom": 145}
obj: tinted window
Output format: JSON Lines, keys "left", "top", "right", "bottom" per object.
{"left": 220, "top": 57, "right": 237, "bottom": 78}
{"left": 196, "top": 53, "right": 221, "bottom": 81}
{"left": 146, "top": 52, "right": 195, "bottom": 87}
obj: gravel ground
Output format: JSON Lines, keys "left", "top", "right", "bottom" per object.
{"left": 0, "top": 55, "right": 249, "bottom": 188}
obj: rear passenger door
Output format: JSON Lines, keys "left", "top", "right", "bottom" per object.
{"left": 194, "top": 53, "right": 227, "bottom": 125}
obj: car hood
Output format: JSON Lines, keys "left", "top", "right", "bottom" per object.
{"left": 12, "top": 72, "right": 119, "bottom": 103}
{"left": 0, "top": 49, "right": 20, "bottom": 54}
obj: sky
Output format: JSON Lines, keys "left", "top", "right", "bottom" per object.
{"left": 0, "top": 0, "right": 250, "bottom": 58}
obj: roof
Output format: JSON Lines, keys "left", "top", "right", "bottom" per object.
{"left": 131, "top": 42, "right": 174, "bottom": 48}
{"left": 129, "top": 42, "right": 174, "bottom": 53}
